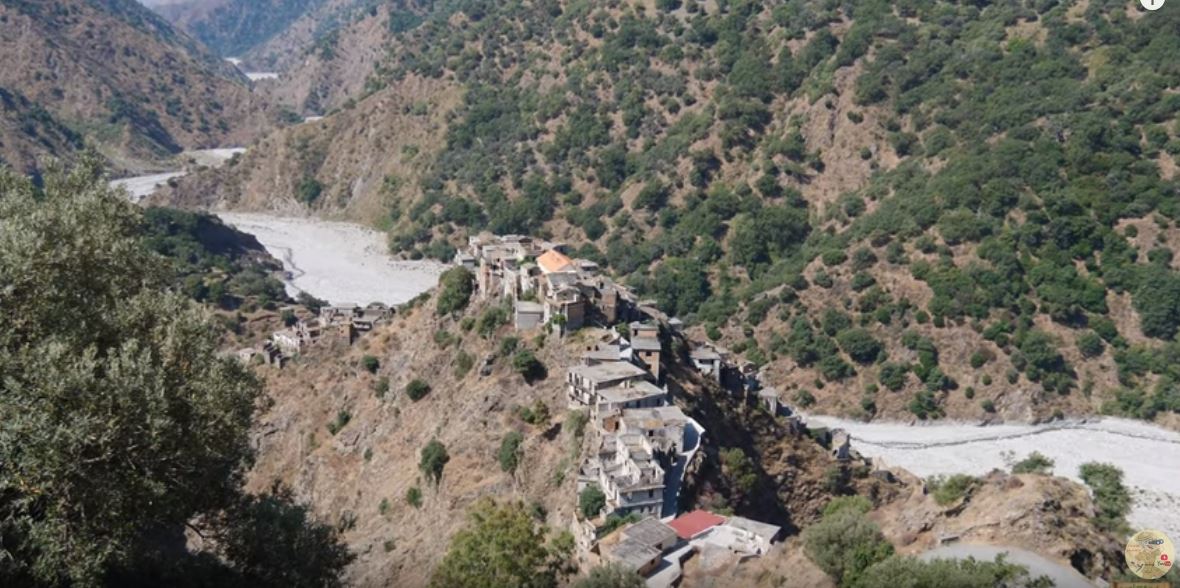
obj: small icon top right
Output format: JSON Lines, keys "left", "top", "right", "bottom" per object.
{"left": 1142, "top": 0, "right": 1165, "bottom": 11}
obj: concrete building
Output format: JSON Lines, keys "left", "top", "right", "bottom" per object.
{"left": 567, "top": 362, "right": 650, "bottom": 407}
{"left": 514, "top": 301, "right": 544, "bottom": 330}
{"left": 690, "top": 345, "right": 723, "bottom": 384}
{"left": 581, "top": 432, "right": 666, "bottom": 518}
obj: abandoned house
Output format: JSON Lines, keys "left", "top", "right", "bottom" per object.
{"left": 689, "top": 345, "right": 724, "bottom": 384}
{"left": 566, "top": 362, "right": 650, "bottom": 407}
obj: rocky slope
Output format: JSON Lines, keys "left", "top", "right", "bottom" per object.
{"left": 0, "top": 0, "right": 268, "bottom": 174}
{"left": 231, "top": 285, "right": 1123, "bottom": 586}
{"left": 164, "top": 0, "right": 1180, "bottom": 430}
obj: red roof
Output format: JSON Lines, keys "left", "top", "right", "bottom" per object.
{"left": 667, "top": 510, "right": 725, "bottom": 540}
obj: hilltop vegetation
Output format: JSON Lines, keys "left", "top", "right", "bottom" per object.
{"left": 171, "top": 0, "right": 1180, "bottom": 424}
{"left": 0, "top": 161, "right": 349, "bottom": 586}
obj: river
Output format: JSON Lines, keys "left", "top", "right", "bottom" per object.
{"left": 216, "top": 213, "right": 443, "bottom": 305}
{"left": 805, "top": 415, "right": 1180, "bottom": 543}
{"left": 110, "top": 150, "right": 443, "bottom": 305}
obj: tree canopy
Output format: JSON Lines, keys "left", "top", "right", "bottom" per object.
{"left": 430, "top": 499, "right": 573, "bottom": 588}
{"left": 0, "top": 161, "right": 350, "bottom": 587}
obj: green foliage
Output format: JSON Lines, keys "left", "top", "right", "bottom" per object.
{"left": 513, "top": 350, "right": 545, "bottom": 382}
{"left": 822, "top": 496, "right": 873, "bottom": 518}
{"left": 1011, "top": 452, "right": 1055, "bottom": 475}
{"left": 430, "top": 499, "right": 573, "bottom": 588}
{"left": 436, "top": 267, "right": 475, "bottom": 315}
{"left": 925, "top": 474, "right": 978, "bottom": 506}
{"left": 837, "top": 329, "right": 883, "bottom": 365}
{"left": 477, "top": 306, "right": 509, "bottom": 337}
{"left": 406, "top": 486, "right": 423, "bottom": 508}
{"left": 0, "top": 162, "right": 349, "bottom": 586}
{"left": 803, "top": 507, "right": 894, "bottom": 587}
{"left": 1079, "top": 463, "right": 1130, "bottom": 534}
{"left": 854, "top": 555, "right": 1047, "bottom": 588}
{"left": 499, "top": 431, "right": 525, "bottom": 474}
{"left": 296, "top": 176, "right": 323, "bottom": 205}
{"left": 516, "top": 400, "right": 551, "bottom": 425}
{"left": 361, "top": 355, "right": 380, "bottom": 374}
{"left": 420, "top": 439, "right": 450, "bottom": 485}
{"left": 1077, "top": 331, "right": 1105, "bottom": 358}
{"left": 721, "top": 448, "right": 758, "bottom": 494}
{"left": 579, "top": 485, "right": 606, "bottom": 519}
{"left": 327, "top": 409, "right": 351, "bottom": 435}
{"left": 879, "top": 363, "right": 909, "bottom": 392}
{"left": 406, "top": 379, "right": 432, "bottom": 401}
{"left": 572, "top": 563, "right": 645, "bottom": 588}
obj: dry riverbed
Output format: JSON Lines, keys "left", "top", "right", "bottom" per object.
{"left": 216, "top": 213, "right": 444, "bottom": 305}
{"left": 805, "top": 415, "right": 1180, "bottom": 543}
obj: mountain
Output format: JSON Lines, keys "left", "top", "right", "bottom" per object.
{"left": 164, "top": 0, "right": 1180, "bottom": 429}
{"left": 0, "top": 0, "right": 266, "bottom": 174}
{"left": 150, "top": 0, "right": 328, "bottom": 59}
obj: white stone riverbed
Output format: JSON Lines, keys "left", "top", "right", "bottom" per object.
{"left": 804, "top": 415, "right": 1180, "bottom": 543}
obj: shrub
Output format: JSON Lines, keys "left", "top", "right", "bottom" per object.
{"left": 721, "top": 448, "right": 758, "bottom": 493}
{"left": 981, "top": 399, "right": 996, "bottom": 413}
{"left": 879, "top": 363, "right": 909, "bottom": 391}
{"left": 498, "top": 431, "right": 524, "bottom": 474}
{"left": 1077, "top": 331, "right": 1105, "bottom": 358}
{"left": 419, "top": 439, "right": 449, "bottom": 485}
{"left": 579, "top": 485, "right": 606, "bottom": 519}
{"left": 453, "top": 351, "right": 474, "bottom": 378}
{"left": 803, "top": 507, "right": 894, "bottom": 586}
{"left": 794, "top": 390, "right": 816, "bottom": 408}
{"left": 1011, "top": 452, "right": 1054, "bottom": 475}
{"left": 516, "top": 400, "right": 551, "bottom": 425}
{"left": 513, "top": 350, "right": 545, "bottom": 382}
{"left": 572, "top": 563, "right": 645, "bottom": 588}
{"left": 822, "top": 249, "right": 848, "bottom": 266}
{"left": 926, "top": 474, "right": 978, "bottom": 506}
{"left": 1080, "top": 463, "right": 1130, "bottom": 533}
{"left": 326, "top": 410, "right": 351, "bottom": 435}
{"left": 499, "top": 336, "right": 520, "bottom": 357}
{"left": 837, "top": 329, "right": 883, "bottom": 365}
{"left": 908, "top": 391, "right": 942, "bottom": 420}
{"left": 361, "top": 355, "right": 380, "bottom": 374}
{"left": 374, "top": 376, "right": 390, "bottom": 399}
{"left": 476, "top": 306, "right": 508, "bottom": 337}
{"left": 822, "top": 495, "right": 872, "bottom": 517}
{"left": 405, "top": 379, "right": 431, "bottom": 401}
{"left": 406, "top": 486, "right": 422, "bottom": 508}
{"left": 436, "top": 267, "right": 474, "bottom": 315}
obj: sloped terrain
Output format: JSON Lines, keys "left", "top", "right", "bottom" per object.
{"left": 0, "top": 0, "right": 267, "bottom": 173}
{"left": 164, "top": 0, "right": 1180, "bottom": 430}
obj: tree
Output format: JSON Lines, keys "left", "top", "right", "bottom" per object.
{"left": 648, "top": 258, "right": 710, "bottom": 318}
{"left": 436, "top": 267, "right": 475, "bottom": 315}
{"left": 513, "top": 350, "right": 545, "bottom": 382}
{"left": 210, "top": 485, "right": 355, "bottom": 588}
{"left": 499, "top": 431, "right": 524, "bottom": 474}
{"left": 579, "top": 485, "right": 606, "bottom": 519}
{"left": 420, "top": 439, "right": 450, "bottom": 485}
{"left": 572, "top": 563, "right": 644, "bottom": 588}
{"left": 0, "top": 161, "right": 348, "bottom": 586}
{"left": 430, "top": 499, "right": 573, "bottom": 588}
{"left": 406, "top": 379, "right": 432, "bottom": 401}
{"left": 803, "top": 508, "right": 895, "bottom": 587}
{"left": 837, "top": 329, "right": 884, "bottom": 365}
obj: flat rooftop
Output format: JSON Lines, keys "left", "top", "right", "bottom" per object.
{"left": 568, "top": 361, "right": 648, "bottom": 384}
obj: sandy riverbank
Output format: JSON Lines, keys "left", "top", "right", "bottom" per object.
{"left": 805, "top": 415, "right": 1180, "bottom": 542}
{"left": 216, "top": 212, "right": 444, "bottom": 305}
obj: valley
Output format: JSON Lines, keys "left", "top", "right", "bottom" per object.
{"left": 4, "top": 0, "right": 1180, "bottom": 586}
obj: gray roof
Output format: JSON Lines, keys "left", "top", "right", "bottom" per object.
{"left": 623, "top": 405, "right": 688, "bottom": 426}
{"left": 622, "top": 517, "right": 679, "bottom": 549}
{"left": 583, "top": 345, "right": 622, "bottom": 361}
{"left": 631, "top": 337, "right": 661, "bottom": 352}
{"left": 598, "top": 380, "right": 665, "bottom": 404}
{"left": 690, "top": 346, "right": 722, "bottom": 361}
{"left": 725, "top": 516, "right": 781, "bottom": 541}
{"left": 606, "top": 539, "right": 661, "bottom": 571}
{"left": 515, "top": 301, "right": 544, "bottom": 313}
{"left": 568, "top": 362, "right": 648, "bottom": 385}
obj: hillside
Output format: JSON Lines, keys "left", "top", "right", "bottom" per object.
{"left": 230, "top": 285, "right": 1124, "bottom": 586}
{"left": 0, "top": 0, "right": 268, "bottom": 174}
{"left": 162, "top": 0, "right": 1180, "bottom": 429}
